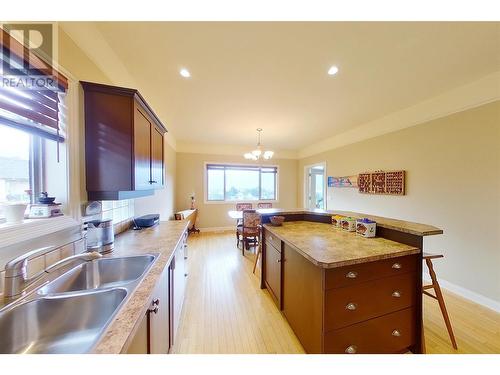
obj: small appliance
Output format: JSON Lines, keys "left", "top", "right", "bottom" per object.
{"left": 85, "top": 218, "right": 115, "bottom": 253}
{"left": 133, "top": 214, "right": 160, "bottom": 229}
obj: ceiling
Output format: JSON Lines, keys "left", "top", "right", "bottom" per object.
{"left": 64, "top": 22, "right": 500, "bottom": 151}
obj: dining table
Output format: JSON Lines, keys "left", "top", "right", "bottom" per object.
{"left": 227, "top": 208, "right": 280, "bottom": 220}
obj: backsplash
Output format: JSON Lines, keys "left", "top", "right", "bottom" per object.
{"left": 101, "top": 200, "right": 135, "bottom": 235}
{"left": 84, "top": 199, "right": 135, "bottom": 236}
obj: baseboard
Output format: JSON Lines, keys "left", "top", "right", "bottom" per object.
{"left": 423, "top": 274, "right": 500, "bottom": 313}
{"left": 199, "top": 226, "right": 234, "bottom": 233}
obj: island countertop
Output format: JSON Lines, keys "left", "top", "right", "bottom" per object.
{"left": 263, "top": 221, "right": 420, "bottom": 268}
{"left": 92, "top": 220, "right": 189, "bottom": 354}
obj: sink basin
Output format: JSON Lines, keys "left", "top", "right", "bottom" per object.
{"left": 0, "top": 288, "right": 127, "bottom": 354}
{"left": 38, "top": 254, "right": 157, "bottom": 295}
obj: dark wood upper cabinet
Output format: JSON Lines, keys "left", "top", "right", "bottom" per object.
{"left": 81, "top": 81, "right": 167, "bottom": 200}
{"left": 151, "top": 126, "right": 164, "bottom": 187}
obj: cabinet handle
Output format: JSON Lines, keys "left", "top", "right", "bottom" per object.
{"left": 345, "top": 345, "right": 357, "bottom": 354}
{"left": 153, "top": 298, "right": 160, "bottom": 306}
{"left": 345, "top": 271, "right": 358, "bottom": 279}
{"left": 149, "top": 180, "right": 158, "bottom": 184}
{"left": 149, "top": 306, "right": 159, "bottom": 314}
{"left": 277, "top": 259, "right": 281, "bottom": 263}
{"left": 392, "top": 263, "right": 402, "bottom": 269}
{"left": 392, "top": 329, "right": 401, "bottom": 337}
{"left": 392, "top": 291, "right": 401, "bottom": 298}
{"left": 184, "top": 273, "right": 188, "bottom": 277}
{"left": 345, "top": 303, "right": 357, "bottom": 311}
{"left": 184, "top": 256, "right": 188, "bottom": 260}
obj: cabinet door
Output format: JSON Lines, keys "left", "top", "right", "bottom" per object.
{"left": 126, "top": 312, "right": 149, "bottom": 354}
{"left": 283, "top": 244, "right": 323, "bottom": 353}
{"left": 264, "top": 242, "right": 281, "bottom": 308}
{"left": 134, "top": 106, "right": 152, "bottom": 190}
{"left": 151, "top": 126, "right": 164, "bottom": 188}
{"left": 172, "top": 244, "right": 186, "bottom": 342}
{"left": 150, "top": 265, "right": 170, "bottom": 354}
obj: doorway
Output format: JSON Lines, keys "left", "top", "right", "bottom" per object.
{"left": 304, "top": 163, "right": 326, "bottom": 210}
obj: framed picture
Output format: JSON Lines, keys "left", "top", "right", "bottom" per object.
{"left": 328, "top": 175, "right": 358, "bottom": 188}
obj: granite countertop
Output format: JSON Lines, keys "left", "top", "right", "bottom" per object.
{"left": 92, "top": 220, "right": 188, "bottom": 354}
{"left": 264, "top": 221, "right": 420, "bottom": 268}
{"left": 258, "top": 208, "right": 443, "bottom": 236}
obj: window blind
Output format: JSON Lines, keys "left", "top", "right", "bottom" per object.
{"left": 0, "top": 28, "right": 67, "bottom": 142}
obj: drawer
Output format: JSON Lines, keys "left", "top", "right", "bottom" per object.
{"left": 325, "top": 254, "right": 418, "bottom": 289}
{"left": 324, "top": 307, "right": 416, "bottom": 354}
{"left": 265, "top": 230, "right": 282, "bottom": 252}
{"left": 324, "top": 272, "right": 417, "bottom": 331}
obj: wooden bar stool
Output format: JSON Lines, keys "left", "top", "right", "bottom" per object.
{"left": 423, "top": 252, "right": 458, "bottom": 350}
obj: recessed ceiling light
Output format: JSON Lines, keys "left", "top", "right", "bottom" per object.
{"left": 328, "top": 66, "right": 339, "bottom": 76}
{"left": 180, "top": 68, "right": 191, "bottom": 78}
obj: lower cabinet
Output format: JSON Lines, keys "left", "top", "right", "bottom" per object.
{"left": 282, "top": 243, "right": 323, "bottom": 354}
{"left": 264, "top": 240, "right": 282, "bottom": 308}
{"left": 126, "top": 229, "right": 188, "bottom": 354}
{"left": 172, "top": 240, "right": 187, "bottom": 343}
{"left": 126, "top": 264, "right": 170, "bottom": 354}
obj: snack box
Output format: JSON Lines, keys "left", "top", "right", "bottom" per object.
{"left": 341, "top": 217, "right": 356, "bottom": 232}
{"left": 356, "top": 218, "right": 376, "bottom": 238}
{"left": 331, "top": 215, "right": 344, "bottom": 228}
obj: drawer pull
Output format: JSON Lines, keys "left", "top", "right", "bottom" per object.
{"left": 392, "top": 291, "right": 401, "bottom": 298}
{"left": 345, "top": 345, "right": 357, "bottom": 354}
{"left": 345, "top": 271, "right": 358, "bottom": 279}
{"left": 392, "top": 329, "right": 401, "bottom": 337}
{"left": 277, "top": 259, "right": 281, "bottom": 263}
{"left": 149, "top": 306, "right": 159, "bottom": 314}
{"left": 345, "top": 303, "right": 357, "bottom": 311}
{"left": 392, "top": 263, "right": 402, "bottom": 269}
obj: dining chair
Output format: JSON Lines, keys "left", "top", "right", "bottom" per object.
{"left": 235, "top": 203, "right": 253, "bottom": 244}
{"left": 236, "top": 210, "right": 261, "bottom": 255}
{"left": 257, "top": 202, "right": 272, "bottom": 209}
{"left": 236, "top": 203, "right": 253, "bottom": 211}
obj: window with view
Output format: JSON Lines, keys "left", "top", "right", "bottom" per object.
{"left": 0, "top": 125, "right": 34, "bottom": 203}
{"left": 0, "top": 28, "right": 69, "bottom": 220}
{"left": 206, "top": 164, "right": 278, "bottom": 202}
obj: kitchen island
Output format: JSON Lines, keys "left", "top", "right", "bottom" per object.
{"left": 260, "top": 211, "right": 443, "bottom": 354}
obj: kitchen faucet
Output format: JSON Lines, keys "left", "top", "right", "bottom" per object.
{"left": 3, "top": 247, "right": 102, "bottom": 300}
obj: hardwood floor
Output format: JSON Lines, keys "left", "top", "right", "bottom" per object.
{"left": 173, "top": 232, "right": 500, "bottom": 354}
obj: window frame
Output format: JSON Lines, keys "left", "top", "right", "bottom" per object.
{"left": 0, "top": 125, "right": 44, "bottom": 220}
{"left": 204, "top": 162, "right": 279, "bottom": 204}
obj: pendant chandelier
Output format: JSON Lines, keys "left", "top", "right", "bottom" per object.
{"left": 244, "top": 128, "right": 274, "bottom": 161}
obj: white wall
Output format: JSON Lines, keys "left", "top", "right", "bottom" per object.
{"left": 298, "top": 101, "right": 500, "bottom": 307}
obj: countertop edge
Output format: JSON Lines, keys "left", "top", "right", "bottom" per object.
{"left": 91, "top": 220, "right": 189, "bottom": 354}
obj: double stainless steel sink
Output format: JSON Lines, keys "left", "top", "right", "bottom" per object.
{"left": 0, "top": 254, "right": 158, "bottom": 354}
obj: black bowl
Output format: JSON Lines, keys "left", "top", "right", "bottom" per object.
{"left": 38, "top": 197, "right": 56, "bottom": 204}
